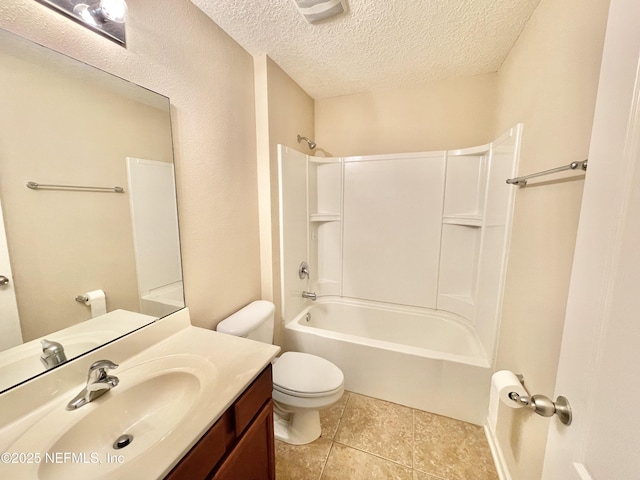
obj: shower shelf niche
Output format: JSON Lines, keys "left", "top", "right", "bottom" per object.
{"left": 309, "top": 156, "right": 341, "bottom": 165}
{"left": 308, "top": 158, "right": 343, "bottom": 297}
{"left": 442, "top": 215, "right": 483, "bottom": 227}
{"left": 436, "top": 146, "right": 489, "bottom": 321}
{"left": 438, "top": 293, "right": 475, "bottom": 319}
{"left": 310, "top": 213, "right": 341, "bottom": 222}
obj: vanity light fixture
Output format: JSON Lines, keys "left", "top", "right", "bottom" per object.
{"left": 35, "top": 0, "right": 128, "bottom": 46}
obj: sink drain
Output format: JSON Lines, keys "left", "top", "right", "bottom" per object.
{"left": 113, "top": 434, "right": 133, "bottom": 450}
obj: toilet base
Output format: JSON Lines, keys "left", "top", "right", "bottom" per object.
{"left": 273, "top": 410, "right": 321, "bottom": 445}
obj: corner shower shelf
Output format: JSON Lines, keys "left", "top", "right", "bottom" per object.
{"left": 442, "top": 215, "right": 483, "bottom": 227}
{"left": 439, "top": 293, "right": 474, "bottom": 304}
{"left": 310, "top": 213, "right": 341, "bottom": 222}
{"left": 309, "top": 156, "right": 341, "bottom": 164}
{"left": 315, "top": 279, "right": 339, "bottom": 290}
{"left": 438, "top": 293, "right": 475, "bottom": 320}
{"left": 447, "top": 144, "right": 490, "bottom": 157}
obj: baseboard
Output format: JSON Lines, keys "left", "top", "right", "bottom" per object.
{"left": 484, "top": 424, "right": 512, "bottom": 480}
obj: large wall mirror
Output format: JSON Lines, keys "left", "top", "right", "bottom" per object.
{"left": 0, "top": 27, "right": 184, "bottom": 393}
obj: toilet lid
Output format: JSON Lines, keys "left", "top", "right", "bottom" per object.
{"left": 273, "top": 352, "right": 344, "bottom": 397}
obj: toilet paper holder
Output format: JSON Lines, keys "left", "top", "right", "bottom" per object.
{"left": 508, "top": 385, "right": 572, "bottom": 426}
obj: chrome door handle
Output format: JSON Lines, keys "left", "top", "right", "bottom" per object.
{"left": 0, "top": 276, "right": 9, "bottom": 285}
{"left": 512, "top": 393, "right": 572, "bottom": 426}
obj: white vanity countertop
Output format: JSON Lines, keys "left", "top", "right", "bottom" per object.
{"left": 0, "top": 308, "right": 280, "bottom": 479}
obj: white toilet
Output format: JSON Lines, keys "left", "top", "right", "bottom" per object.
{"left": 216, "top": 300, "right": 344, "bottom": 445}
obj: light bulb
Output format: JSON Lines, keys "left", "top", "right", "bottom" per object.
{"left": 73, "top": 3, "right": 98, "bottom": 26}
{"left": 98, "top": 0, "right": 128, "bottom": 24}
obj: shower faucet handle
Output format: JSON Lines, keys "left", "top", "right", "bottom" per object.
{"left": 299, "top": 261, "right": 310, "bottom": 279}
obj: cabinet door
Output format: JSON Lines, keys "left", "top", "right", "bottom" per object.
{"left": 211, "top": 401, "right": 275, "bottom": 480}
{"left": 164, "top": 412, "right": 230, "bottom": 480}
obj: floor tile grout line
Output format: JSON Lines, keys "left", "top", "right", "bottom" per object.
{"left": 331, "top": 438, "right": 413, "bottom": 471}
{"left": 331, "top": 391, "right": 417, "bottom": 472}
{"left": 339, "top": 391, "right": 352, "bottom": 421}
{"left": 412, "top": 407, "right": 416, "bottom": 470}
{"left": 317, "top": 441, "right": 335, "bottom": 480}
{"left": 317, "top": 391, "right": 350, "bottom": 479}
{"left": 330, "top": 391, "right": 351, "bottom": 441}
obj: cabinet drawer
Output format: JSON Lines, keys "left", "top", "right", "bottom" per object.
{"left": 233, "top": 365, "right": 272, "bottom": 436}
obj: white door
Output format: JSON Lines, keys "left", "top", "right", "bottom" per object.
{"left": 0, "top": 200, "right": 22, "bottom": 350}
{"left": 542, "top": 1, "right": 640, "bottom": 478}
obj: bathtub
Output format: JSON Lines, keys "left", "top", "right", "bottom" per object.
{"left": 139, "top": 281, "right": 185, "bottom": 318}
{"left": 283, "top": 297, "right": 491, "bottom": 425}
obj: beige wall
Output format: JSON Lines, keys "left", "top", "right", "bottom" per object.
{"left": 0, "top": 0, "right": 261, "bottom": 330}
{"left": 315, "top": 74, "right": 498, "bottom": 156}
{"left": 0, "top": 49, "right": 172, "bottom": 340}
{"left": 492, "top": 0, "right": 610, "bottom": 478}
{"left": 254, "top": 55, "right": 314, "bottom": 345}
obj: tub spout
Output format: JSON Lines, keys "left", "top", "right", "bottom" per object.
{"left": 302, "top": 291, "right": 317, "bottom": 301}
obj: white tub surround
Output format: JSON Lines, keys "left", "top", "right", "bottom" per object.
{"left": 278, "top": 126, "right": 522, "bottom": 424}
{"left": 126, "top": 157, "right": 184, "bottom": 317}
{"left": 140, "top": 280, "right": 185, "bottom": 317}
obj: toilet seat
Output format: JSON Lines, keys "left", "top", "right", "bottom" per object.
{"left": 273, "top": 352, "right": 344, "bottom": 398}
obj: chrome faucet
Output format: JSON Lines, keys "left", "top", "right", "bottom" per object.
{"left": 40, "top": 339, "right": 67, "bottom": 370}
{"left": 302, "top": 291, "right": 317, "bottom": 301}
{"left": 66, "top": 359, "right": 119, "bottom": 410}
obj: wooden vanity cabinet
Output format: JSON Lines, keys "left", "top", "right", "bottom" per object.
{"left": 164, "top": 365, "right": 275, "bottom": 480}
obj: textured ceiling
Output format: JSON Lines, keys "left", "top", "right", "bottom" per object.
{"left": 190, "top": 0, "right": 541, "bottom": 99}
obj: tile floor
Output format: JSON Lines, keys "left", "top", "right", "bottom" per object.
{"left": 275, "top": 392, "right": 499, "bottom": 480}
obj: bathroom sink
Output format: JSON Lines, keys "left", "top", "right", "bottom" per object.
{"left": 0, "top": 309, "right": 158, "bottom": 393}
{"left": 4, "top": 354, "right": 217, "bottom": 480}
{"left": 0, "top": 333, "right": 114, "bottom": 393}
{"left": 0, "top": 312, "right": 280, "bottom": 480}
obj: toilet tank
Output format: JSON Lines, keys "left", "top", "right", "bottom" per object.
{"left": 216, "top": 300, "right": 275, "bottom": 344}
